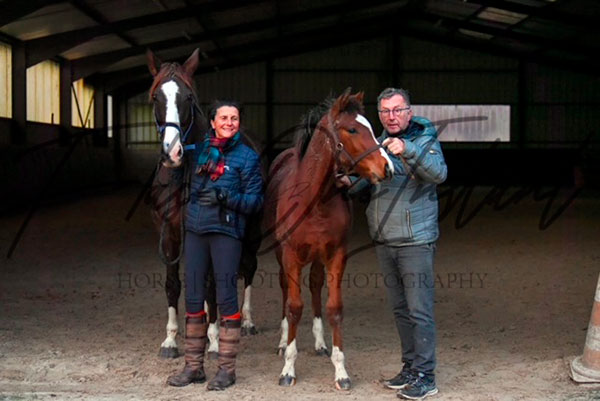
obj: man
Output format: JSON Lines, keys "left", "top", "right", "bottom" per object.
{"left": 342, "top": 87, "right": 447, "bottom": 400}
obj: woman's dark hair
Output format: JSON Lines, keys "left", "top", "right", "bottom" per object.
{"left": 208, "top": 99, "right": 243, "bottom": 121}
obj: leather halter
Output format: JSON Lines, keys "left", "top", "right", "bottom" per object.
{"left": 324, "top": 114, "right": 385, "bottom": 177}
{"left": 153, "top": 93, "right": 203, "bottom": 153}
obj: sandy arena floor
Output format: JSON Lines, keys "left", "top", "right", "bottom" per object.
{"left": 1, "top": 185, "right": 600, "bottom": 401}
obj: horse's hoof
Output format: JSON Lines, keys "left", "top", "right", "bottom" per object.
{"left": 335, "top": 378, "right": 352, "bottom": 391}
{"left": 207, "top": 351, "right": 218, "bottom": 360}
{"left": 241, "top": 326, "right": 258, "bottom": 336}
{"left": 279, "top": 375, "right": 296, "bottom": 387}
{"left": 315, "top": 347, "right": 329, "bottom": 357}
{"left": 277, "top": 347, "right": 286, "bottom": 356}
{"left": 158, "top": 347, "right": 179, "bottom": 359}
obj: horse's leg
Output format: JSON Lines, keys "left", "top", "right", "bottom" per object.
{"left": 241, "top": 214, "right": 262, "bottom": 336}
{"left": 241, "top": 283, "right": 257, "bottom": 336}
{"left": 205, "top": 268, "right": 219, "bottom": 360}
{"left": 159, "top": 259, "right": 181, "bottom": 358}
{"left": 326, "top": 249, "right": 351, "bottom": 391}
{"left": 309, "top": 261, "right": 328, "bottom": 356}
{"left": 240, "top": 243, "right": 258, "bottom": 336}
{"left": 276, "top": 249, "right": 288, "bottom": 356}
{"left": 279, "top": 252, "right": 303, "bottom": 387}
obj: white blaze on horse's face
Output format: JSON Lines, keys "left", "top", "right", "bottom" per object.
{"left": 160, "top": 80, "right": 183, "bottom": 166}
{"left": 355, "top": 114, "right": 394, "bottom": 175}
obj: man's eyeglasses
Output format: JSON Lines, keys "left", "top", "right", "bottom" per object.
{"left": 378, "top": 107, "right": 410, "bottom": 117}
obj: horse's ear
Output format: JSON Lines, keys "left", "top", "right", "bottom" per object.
{"left": 331, "top": 87, "right": 352, "bottom": 116}
{"left": 353, "top": 91, "right": 364, "bottom": 103}
{"left": 340, "top": 87, "right": 352, "bottom": 102}
{"left": 147, "top": 49, "right": 161, "bottom": 77}
{"left": 182, "top": 48, "right": 200, "bottom": 78}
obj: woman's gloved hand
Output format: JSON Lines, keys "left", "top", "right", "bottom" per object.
{"left": 197, "top": 188, "right": 227, "bottom": 205}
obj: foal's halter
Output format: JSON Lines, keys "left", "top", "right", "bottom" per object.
{"left": 323, "top": 114, "right": 385, "bottom": 179}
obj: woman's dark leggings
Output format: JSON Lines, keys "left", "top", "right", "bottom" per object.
{"left": 184, "top": 231, "right": 241, "bottom": 317}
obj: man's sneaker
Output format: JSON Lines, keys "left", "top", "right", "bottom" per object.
{"left": 397, "top": 372, "right": 438, "bottom": 400}
{"left": 382, "top": 368, "right": 414, "bottom": 390}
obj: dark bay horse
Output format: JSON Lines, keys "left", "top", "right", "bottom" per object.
{"left": 263, "top": 90, "right": 394, "bottom": 390}
{"left": 146, "top": 49, "right": 261, "bottom": 359}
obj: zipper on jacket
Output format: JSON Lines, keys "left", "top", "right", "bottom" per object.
{"left": 406, "top": 209, "right": 413, "bottom": 239}
{"left": 375, "top": 187, "right": 382, "bottom": 238}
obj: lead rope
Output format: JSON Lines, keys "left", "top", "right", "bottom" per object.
{"left": 157, "top": 136, "right": 193, "bottom": 267}
{"left": 157, "top": 164, "right": 182, "bottom": 266}
{"left": 155, "top": 96, "right": 200, "bottom": 266}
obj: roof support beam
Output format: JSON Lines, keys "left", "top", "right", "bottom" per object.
{"left": 10, "top": 43, "right": 27, "bottom": 144}
{"left": 59, "top": 60, "right": 73, "bottom": 144}
{"left": 440, "top": 16, "right": 595, "bottom": 57}
{"left": 68, "top": 0, "right": 137, "bottom": 46}
{"left": 0, "top": 0, "right": 64, "bottom": 27}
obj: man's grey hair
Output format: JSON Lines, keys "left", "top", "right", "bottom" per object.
{"left": 377, "top": 87, "right": 411, "bottom": 108}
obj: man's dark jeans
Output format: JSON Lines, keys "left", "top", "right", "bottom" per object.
{"left": 376, "top": 242, "right": 436, "bottom": 377}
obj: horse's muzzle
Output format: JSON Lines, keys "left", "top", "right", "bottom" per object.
{"left": 385, "top": 163, "right": 393, "bottom": 179}
{"left": 161, "top": 150, "right": 183, "bottom": 168}
{"left": 162, "top": 141, "right": 183, "bottom": 166}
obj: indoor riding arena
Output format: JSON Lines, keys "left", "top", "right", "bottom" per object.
{"left": 1, "top": 1, "right": 599, "bottom": 400}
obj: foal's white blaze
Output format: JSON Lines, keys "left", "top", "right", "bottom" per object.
{"left": 312, "top": 317, "right": 327, "bottom": 353}
{"left": 331, "top": 345, "right": 350, "bottom": 383}
{"left": 241, "top": 285, "right": 254, "bottom": 329}
{"left": 355, "top": 114, "right": 374, "bottom": 133}
{"left": 160, "top": 80, "right": 183, "bottom": 164}
{"left": 278, "top": 318, "right": 288, "bottom": 351}
{"left": 356, "top": 114, "right": 394, "bottom": 175}
{"left": 281, "top": 339, "right": 298, "bottom": 379}
{"left": 207, "top": 321, "right": 219, "bottom": 353}
{"left": 160, "top": 306, "right": 178, "bottom": 349}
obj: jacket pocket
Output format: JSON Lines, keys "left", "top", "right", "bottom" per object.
{"left": 370, "top": 207, "right": 415, "bottom": 243}
{"left": 406, "top": 209, "right": 414, "bottom": 239}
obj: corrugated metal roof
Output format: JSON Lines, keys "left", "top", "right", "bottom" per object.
{"left": 60, "top": 34, "right": 130, "bottom": 60}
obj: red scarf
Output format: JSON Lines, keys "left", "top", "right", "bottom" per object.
{"left": 195, "top": 132, "right": 240, "bottom": 180}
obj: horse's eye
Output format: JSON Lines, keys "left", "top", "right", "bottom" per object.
{"left": 347, "top": 128, "right": 357, "bottom": 134}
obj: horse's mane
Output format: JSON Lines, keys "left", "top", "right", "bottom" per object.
{"left": 294, "top": 92, "right": 364, "bottom": 159}
{"left": 294, "top": 97, "right": 333, "bottom": 158}
{"left": 149, "top": 62, "right": 195, "bottom": 100}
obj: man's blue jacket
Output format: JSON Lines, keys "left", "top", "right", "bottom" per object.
{"left": 352, "top": 116, "right": 447, "bottom": 246}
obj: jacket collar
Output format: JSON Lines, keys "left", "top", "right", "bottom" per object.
{"left": 381, "top": 118, "right": 424, "bottom": 141}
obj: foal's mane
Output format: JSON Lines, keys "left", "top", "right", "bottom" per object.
{"left": 149, "top": 62, "right": 196, "bottom": 100}
{"left": 294, "top": 93, "right": 364, "bottom": 159}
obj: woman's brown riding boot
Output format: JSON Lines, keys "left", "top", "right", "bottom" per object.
{"left": 167, "top": 315, "right": 207, "bottom": 387}
{"left": 207, "top": 318, "right": 241, "bottom": 391}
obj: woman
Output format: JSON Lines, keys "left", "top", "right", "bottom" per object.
{"left": 167, "top": 100, "right": 264, "bottom": 391}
